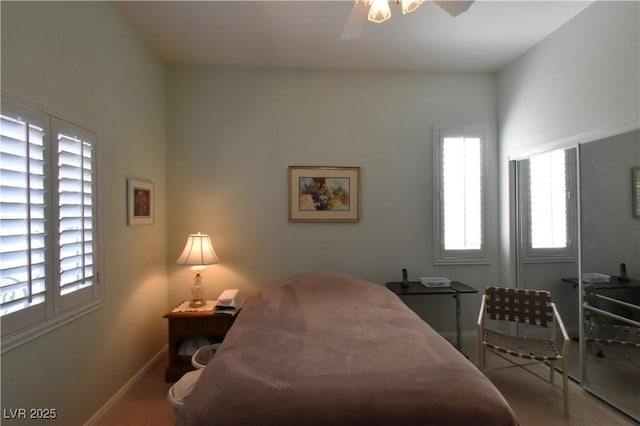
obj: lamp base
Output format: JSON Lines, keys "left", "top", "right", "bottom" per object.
{"left": 189, "top": 270, "right": 206, "bottom": 308}
{"left": 189, "top": 298, "right": 206, "bottom": 308}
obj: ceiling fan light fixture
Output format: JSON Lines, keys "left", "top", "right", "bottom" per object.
{"left": 401, "top": 0, "right": 423, "bottom": 15}
{"left": 368, "top": 0, "right": 391, "bottom": 23}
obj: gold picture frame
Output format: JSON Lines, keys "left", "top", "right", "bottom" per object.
{"left": 289, "top": 166, "right": 360, "bottom": 222}
{"left": 127, "top": 178, "right": 154, "bottom": 226}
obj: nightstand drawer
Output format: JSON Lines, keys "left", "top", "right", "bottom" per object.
{"left": 168, "top": 315, "right": 236, "bottom": 336}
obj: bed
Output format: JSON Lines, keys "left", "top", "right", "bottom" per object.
{"left": 176, "top": 272, "right": 519, "bottom": 426}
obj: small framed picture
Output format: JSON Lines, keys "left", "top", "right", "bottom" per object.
{"left": 127, "top": 178, "right": 154, "bottom": 226}
{"left": 289, "top": 166, "right": 360, "bottom": 222}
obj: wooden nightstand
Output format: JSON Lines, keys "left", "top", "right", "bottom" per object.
{"left": 163, "top": 304, "right": 238, "bottom": 382}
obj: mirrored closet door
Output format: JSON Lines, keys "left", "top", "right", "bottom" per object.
{"left": 514, "top": 147, "right": 580, "bottom": 380}
{"left": 512, "top": 130, "right": 640, "bottom": 422}
{"left": 579, "top": 130, "right": 639, "bottom": 421}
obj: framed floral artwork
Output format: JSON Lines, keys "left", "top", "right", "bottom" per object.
{"left": 127, "top": 178, "right": 154, "bottom": 226}
{"left": 288, "top": 166, "right": 360, "bottom": 222}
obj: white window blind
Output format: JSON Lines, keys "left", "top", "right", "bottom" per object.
{"left": 0, "top": 112, "right": 48, "bottom": 315}
{"left": 56, "top": 129, "right": 94, "bottom": 296}
{"left": 529, "top": 150, "right": 567, "bottom": 249}
{"left": 1, "top": 96, "right": 101, "bottom": 351}
{"left": 434, "top": 125, "right": 487, "bottom": 264}
{"left": 442, "top": 136, "right": 482, "bottom": 250}
{"left": 518, "top": 147, "right": 577, "bottom": 263}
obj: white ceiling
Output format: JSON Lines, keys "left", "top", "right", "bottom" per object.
{"left": 114, "top": 1, "right": 593, "bottom": 72}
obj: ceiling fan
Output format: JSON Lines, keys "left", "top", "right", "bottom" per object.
{"left": 340, "top": 0, "right": 475, "bottom": 40}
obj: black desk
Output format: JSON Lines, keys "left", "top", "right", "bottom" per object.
{"left": 385, "top": 281, "right": 478, "bottom": 350}
{"left": 561, "top": 276, "right": 640, "bottom": 290}
{"left": 561, "top": 277, "right": 640, "bottom": 342}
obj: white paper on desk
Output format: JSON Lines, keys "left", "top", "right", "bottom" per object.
{"left": 582, "top": 273, "right": 610, "bottom": 283}
{"left": 420, "top": 277, "right": 451, "bottom": 287}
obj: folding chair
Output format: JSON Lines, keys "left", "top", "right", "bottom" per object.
{"left": 477, "top": 286, "right": 570, "bottom": 418}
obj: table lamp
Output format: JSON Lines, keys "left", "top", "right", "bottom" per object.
{"left": 176, "top": 232, "right": 220, "bottom": 308}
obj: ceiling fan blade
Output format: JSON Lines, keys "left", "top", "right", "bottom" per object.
{"left": 434, "top": 0, "right": 475, "bottom": 17}
{"left": 340, "top": 2, "right": 368, "bottom": 40}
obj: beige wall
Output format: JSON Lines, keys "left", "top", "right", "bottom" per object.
{"left": 1, "top": 2, "right": 167, "bottom": 424}
{"left": 496, "top": 0, "right": 640, "bottom": 285}
{"left": 3, "top": 1, "right": 638, "bottom": 423}
{"left": 498, "top": 1, "right": 639, "bottom": 155}
{"left": 166, "top": 66, "right": 500, "bottom": 333}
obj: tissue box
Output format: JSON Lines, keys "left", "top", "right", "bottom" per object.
{"left": 420, "top": 277, "right": 451, "bottom": 287}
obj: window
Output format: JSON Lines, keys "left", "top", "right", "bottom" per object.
{"left": 517, "top": 147, "right": 577, "bottom": 262}
{"left": 434, "top": 125, "right": 488, "bottom": 264}
{"left": 1, "top": 96, "right": 101, "bottom": 351}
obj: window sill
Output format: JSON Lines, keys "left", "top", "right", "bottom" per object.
{"left": 434, "top": 258, "right": 491, "bottom": 266}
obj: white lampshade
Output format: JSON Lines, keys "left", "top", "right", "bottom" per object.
{"left": 401, "top": 0, "right": 423, "bottom": 15}
{"left": 368, "top": 0, "right": 391, "bottom": 23}
{"left": 176, "top": 233, "right": 220, "bottom": 266}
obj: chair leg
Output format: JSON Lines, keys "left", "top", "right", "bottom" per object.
{"left": 477, "top": 325, "right": 483, "bottom": 370}
{"left": 562, "top": 358, "right": 570, "bottom": 419}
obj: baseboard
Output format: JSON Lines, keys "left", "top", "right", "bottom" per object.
{"left": 84, "top": 345, "right": 168, "bottom": 426}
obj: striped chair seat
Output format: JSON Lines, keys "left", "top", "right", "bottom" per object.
{"left": 586, "top": 323, "right": 640, "bottom": 347}
{"left": 483, "top": 329, "right": 561, "bottom": 361}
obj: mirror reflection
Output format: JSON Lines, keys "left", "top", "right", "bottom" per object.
{"left": 514, "top": 147, "right": 580, "bottom": 375}
{"left": 513, "top": 132, "right": 640, "bottom": 422}
{"left": 579, "top": 129, "right": 640, "bottom": 420}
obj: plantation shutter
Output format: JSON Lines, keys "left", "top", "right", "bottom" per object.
{"left": 434, "top": 125, "right": 487, "bottom": 265}
{"left": 1, "top": 96, "right": 101, "bottom": 350}
{"left": 442, "top": 136, "right": 482, "bottom": 250}
{"left": 528, "top": 149, "right": 568, "bottom": 249}
{"left": 52, "top": 118, "right": 96, "bottom": 310}
{"left": 518, "top": 147, "right": 577, "bottom": 263}
{"left": 0, "top": 104, "right": 49, "bottom": 318}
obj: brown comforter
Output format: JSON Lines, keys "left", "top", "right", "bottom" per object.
{"left": 177, "top": 272, "right": 519, "bottom": 426}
